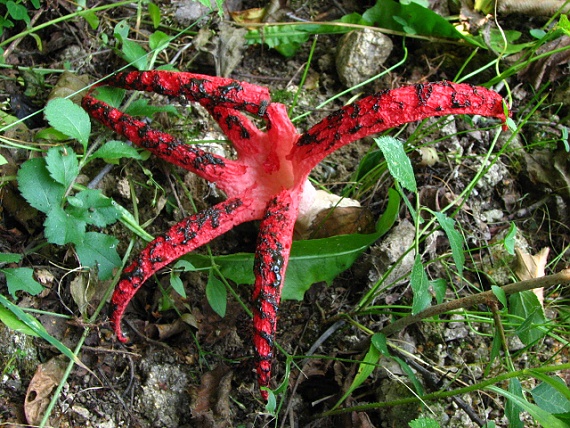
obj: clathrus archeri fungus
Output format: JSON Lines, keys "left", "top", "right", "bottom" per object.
{"left": 82, "top": 71, "right": 507, "bottom": 400}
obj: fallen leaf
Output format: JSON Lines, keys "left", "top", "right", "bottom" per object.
{"left": 514, "top": 247, "right": 549, "bottom": 305}
{"left": 190, "top": 364, "right": 233, "bottom": 427}
{"left": 24, "top": 355, "right": 67, "bottom": 425}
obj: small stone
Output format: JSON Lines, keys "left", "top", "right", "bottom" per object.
{"left": 336, "top": 28, "right": 393, "bottom": 88}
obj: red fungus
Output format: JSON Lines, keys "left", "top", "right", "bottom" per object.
{"left": 82, "top": 71, "right": 507, "bottom": 400}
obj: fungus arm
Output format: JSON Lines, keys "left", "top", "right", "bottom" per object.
{"left": 110, "top": 196, "right": 260, "bottom": 342}
{"left": 252, "top": 189, "right": 300, "bottom": 400}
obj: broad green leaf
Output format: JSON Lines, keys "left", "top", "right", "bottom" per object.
{"left": 531, "top": 376, "right": 570, "bottom": 414}
{"left": 264, "top": 389, "right": 277, "bottom": 415}
{"left": 363, "top": 0, "right": 464, "bottom": 41}
{"left": 411, "top": 255, "right": 431, "bottom": 314}
{"left": 113, "top": 20, "right": 129, "bottom": 41}
{"left": 149, "top": 30, "right": 171, "bottom": 51}
{"left": 409, "top": 418, "right": 441, "bottom": 428}
{"left": 75, "top": 232, "right": 121, "bottom": 280}
{"left": 506, "top": 378, "right": 524, "bottom": 428}
{"left": 169, "top": 274, "right": 186, "bottom": 299}
{"left": 91, "top": 140, "right": 144, "bottom": 162}
{"left": 6, "top": 1, "right": 30, "bottom": 24}
{"left": 0, "top": 303, "right": 38, "bottom": 336}
{"left": 245, "top": 25, "right": 311, "bottom": 57}
{"left": 431, "top": 278, "right": 447, "bottom": 305}
{"left": 2, "top": 268, "right": 44, "bottom": 298}
{"left": 120, "top": 39, "right": 148, "bottom": 70}
{"left": 509, "top": 291, "right": 547, "bottom": 345}
{"left": 488, "top": 385, "right": 569, "bottom": 428}
{"left": 45, "top": 146, "right": 79, "bottom": 188}
{"left": 17, "top": 157, "right": 65, "bottom": 214}
{"left": 0, "top": 253, "right": 22, "bottom": 263}
{"left": 374, "top": 136, "right": 417, "bottom": 192}
{"left": 92, "top": 87, "right": 126, "bottom": 108}
{"left": 124, "top": 98, "right": 179, "bottom": 117}
{"left": 44, "top": 98, "right": 91, "bottom": 150}
{"left": 206, "top": 271, "right": 226, "bottom": 318}
{"left": 67, "top": 189, "right": 122, "bottom": 227}
{"left": 44, "top": 204, "right": 86, "bottom": 245}
{"left": 433, "top": 211, "right": 465, "bottom": 276}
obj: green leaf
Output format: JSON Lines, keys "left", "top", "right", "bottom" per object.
{"left": 2, "top": 268, "right": 44, "bottom": 298}
{"left": 374, "top": 136, "right": 417, "bottom": 192}
{"left": 0, "top": 253, "right": 22, "bottom": 263}
{"left": 44, "top": 204, "right": 86, "bottom": 245}
{"left": 363, "top": 0, "right": 464, "bottom": 40}
{"left": 531, "top": 376, "right": 570, "bottom": 414}
{"left": 411, "top": 255, "right": 431, "bottom": 314}
{"left": 45, "top": 146, "right": 79, "bottom": 188}
{"left": 245, "top": 25, "right": 311, "bottom": 57}
{"left": 409, "top": 417, "right": 441, "bottom": 428}
{"left": 66, "top": 189, "right": 122, "bottom": 227}
{"left": 491, "top": 285, "right": 508, "bottom": 308}
{"left": 334, "top": 333, "right": 381, "bottom": 409}
{"left": 149, "top": 30, "right": 171, "bottom": 51}
{"left": 433, "top": 211, "right": 465, "bottom": 276}
{"left": 206, "top": 271, "right": 226, "bottom": 318}
{"left": 169, "top": 274, "right": 187, "bottom": 299}
{"left": 120, "top": 39, "right": 148, "bottom": 70}
{"left": 74, "top": 232, "right": 121, "bottom": 280}
{"left": 504, "top": 223, "right": 517, "bottom": 256}
{"left": 148, "top": 2, "right": 161, "bottom": 28}
{"left": 0, "top": 303, "right": 39, "bottom": 336}
{"left": 44, "top": 98, "right": 91, "bottom": 150}
{"left": 17, "top": 157, "right": 65, "bottom": 214}
{"left": 431, "top": 278, "right": 447, "bottom": 305}
{"left": 79, "top": 10, "right": 99, "bottom": 30}
{"left": 506, "top": 378, "right": 524, "bottom": 428}
{"left": 169, "top": 260, "right": 191, "bottom": 298}
{"left": 6, "top": 1, "right": 30, "bottom": 24}
{"left": 92, "top": 87, "right": 126, "bottom": 108}
{"left": 124, "top": 98, "right": 179, "bottom": 117}
{"left": 488, "top": 385, "right": 569, "bottom": 428}
{"left": 509, "top": 291, "right": 547, "bottom": 345}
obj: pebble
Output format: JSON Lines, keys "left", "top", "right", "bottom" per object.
{"left": 335, "top": 28, "right": 393, "bottom": 88}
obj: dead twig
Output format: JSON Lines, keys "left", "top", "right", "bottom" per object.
{"left": 380, "top": 269, "right": 570, "bottom": 337}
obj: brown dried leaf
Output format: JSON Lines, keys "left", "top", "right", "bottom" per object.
{"left": 518, "top": 36, "right": 570, "bottom": 89}
{"left": 190, "top": 364, "right": 233, "bottom": 428}
{"left": 24, "top": 356, "right": 67, "bottom": 425}
{"left": 309, "top": 206, "right": 376, "bottom": 239}
{"left": 514, "top": 247, "right": 549, "bottom": 305}
{"left": 145, "top": 313, "right": 197, "bottom": 340}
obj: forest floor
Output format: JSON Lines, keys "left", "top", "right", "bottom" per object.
{"left": 1, "top": 0, "right": 570, "bottom": 427}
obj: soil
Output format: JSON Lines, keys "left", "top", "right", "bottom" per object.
{"left": 1, "top": 1, "right": 569, "bottom": 427}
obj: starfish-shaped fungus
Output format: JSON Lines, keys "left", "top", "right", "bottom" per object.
{"left": 81, "top": 71, "right": 507, "bottom": 400}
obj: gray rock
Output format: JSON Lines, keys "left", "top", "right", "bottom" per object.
{"left": 335, "top": 28, "right": 393, "bottom": 88}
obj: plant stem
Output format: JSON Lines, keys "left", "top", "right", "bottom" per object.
{"left": 320, "top": 362, "right": 570, "bottom": 417}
